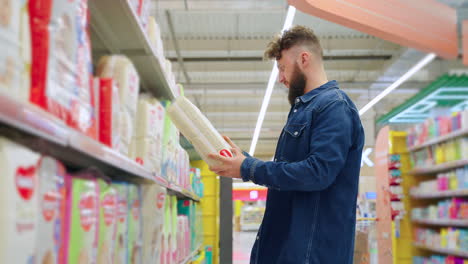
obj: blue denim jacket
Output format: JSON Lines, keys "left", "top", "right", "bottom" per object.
{"left": 240, "top": 81, "right": 365, "bottom": 264}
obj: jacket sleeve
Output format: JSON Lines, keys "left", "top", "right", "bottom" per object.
{"left": 240, "top": 99, "right": 356, "bottom": 192}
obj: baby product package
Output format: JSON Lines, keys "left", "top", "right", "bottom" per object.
{"left": 96, "top": 55, "right": 140, "bottom": 117}
{"left": 141, "top": 184, "right": 166, "bottom": 263}
{"left": 146, "top": 16, "right": 164, "bottom": 59}
{"left": 119, "top": 108, "right": 134, "bottom": 157}
{"left": 98, "top": 78, "right": 121, "bottom": 150}
{"left": 29, "top": 0, "right": 80, "bottom": 122}
{"left": 127, "top": 184, "right": 143, "bottom": 264}
{"left": 0, "top": 137, "right": 40, "bottom": 264}
{"left": 67, "top": 0, "right": 97, "bottom": 139}
{"left": 97, "top": 179, "right": 118, "bottom": 264}
{"left": 0, "top": 0, "right": 30, "bottom": 101}
{"left": 62, "top": 171, "right": 100, "bottom": 264}
{"left": 36, "top": 156, "right": 66, "bottom": 264}
{"left": 167, "top": 96, "right": 232, "bottom": 167}
{"left": 113, "top": 182, "right": 129, "bottom": 264}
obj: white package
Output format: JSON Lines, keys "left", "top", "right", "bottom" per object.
{"left": 141, "top": 184, "right": 166, "bottom": 263}
{"left": 135, "top": 96, "right": 159, "bottom": 139}
{"left": 119, "top": 109, "right": 134, "bottom": 156}
{"left": 167, "top": 96, "right": 232, "bottom": 167}
{"left": 97, "top": 55, "right": 141, "bottom": 116}
{"left": 0, "top": 137, "right": 41, "bottom": 263}
{"left": 146, "top": 16, "right": 164, "bottom": 59}
{"left": 0, "top": 0, "right": 30, "bottom": 101}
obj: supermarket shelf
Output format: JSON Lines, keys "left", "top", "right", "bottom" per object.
{"left": 410, "top": 159, "right": 468, "bottom": 175}
{"left": 179, "top": 244, "right": 203, "bottom": 264}
{"left": 0, "top": 93, "right": 69, "bottom": 146}
{"left": 0, "top": 93, "right": 202, "bottom": 201}
{"left": 414, "top": 243, "right": 468, "bottom": 258}
{"left": 408, "top": 128, "right": 468, "bottom": 152}
{"left": 411, "top": 189, "right": 468, "bottom": 199}
{"left": 412, "top": 218, "right": 468, "bottom": 227}
{"left": 89, "top": 0, "right": 175, "bottom": 100}
{"left": 168, "top": 182, "right": 201, "bottom": 202}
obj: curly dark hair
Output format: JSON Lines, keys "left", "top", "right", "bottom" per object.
{"left": 264, "top": 25, "right": 323, "bottom": 60}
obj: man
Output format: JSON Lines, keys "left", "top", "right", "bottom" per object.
{"left": 208, "top": 25, "right": 365, "bottom": 264}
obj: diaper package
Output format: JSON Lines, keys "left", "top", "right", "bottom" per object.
{"left": 62, "top": 171, "right": 100, "bottom": 264}
{"left": 127, "top": 184, "right": 142, "bottom": 264}
{"left": 167, "top": 96, "right": 232, "bottom": 167}
{"left": 98, "top": 78, "right": 121, "bottom": 150}
{"left": 0, "top": 0, "right": 30, "bottom": 101}
{"left": 36, "top": 156, "right": 66, "bottom": 264}
{"left": 97, "top": 179, "right": 118, "bottom": 264}
{"left": 141, "top": 184, "right": 166, "bottom": 263}
{"left": 0, "top": 137, "right": 40, "bottom": 264}
{"left": 113, "top": 182, "right": 129, "bottom": 264}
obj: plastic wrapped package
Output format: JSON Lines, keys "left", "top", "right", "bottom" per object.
{"left": 36, "top": 157, "right": 66, "bottom": 264}
{"left": 97, "top": 55, "right": 140, "bottom": 116}
{"left": 0, "top": 137, "right": 40, "bottom": 263}
{"left": 127, "top": 184, "right": 142, "bottom": 264}
{"left": 0, "top": 0, "right": 30, "bottom": 101}
{"left": 30, "top": 0, "right": 80, "bottom": 122}
{"left": 138, "top": 0, "right": 151, "bottom": 29}
{"left": 62, "top": 171, "right": 100, "bottom": 264}
{"left": 97, "top": 179, "right": 118, "bottom": 264}
{"left": 167, "top": 96, "right": 232, "bottom": 167}
{"left": 141, "top": 184, "right": 166, "bottom": 263}
{"left": 113, "top": 182, "right": 129, "bottom": 264}
{"left": 119, "top": 109, "right": 134, "bottom": 156}
{"left": 98, "top": 78, "right": 121, "bottom": 150}
{"left": 146, "top": 16, "right": 164, "bottom": 59}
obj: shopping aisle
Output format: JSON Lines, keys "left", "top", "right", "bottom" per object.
{"left": 233, "top": 231, "right": 257, "bottom": 264}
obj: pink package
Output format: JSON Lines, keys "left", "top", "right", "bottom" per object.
{"left": 61, "top": 171, "right": 100, "bottom": 264}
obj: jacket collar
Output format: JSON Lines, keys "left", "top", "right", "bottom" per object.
{"left": 298, "top": 80, "right": 339, "bottom": 103}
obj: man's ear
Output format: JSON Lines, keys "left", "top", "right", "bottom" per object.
{"left": 301, "top": 52, "right": 310, "bottom": 67}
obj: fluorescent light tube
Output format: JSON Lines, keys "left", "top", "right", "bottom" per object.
{"left": 249, "top": 6, "right": 296, "bottom": 156}
{"left": 359, "top": 53, "right": 436, "bottom": 116}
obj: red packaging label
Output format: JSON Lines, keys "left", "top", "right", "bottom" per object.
{"left": 42, "top": 191, "right": 58, "bottom": 221}
{"left": 131, "top": 200, "right": 140, "bottom": 220}
{"left": 16, "top": 166, "right": 36, "bottom": 200}
{"left": 156, "top": 193, "right": 165, "bottom": 209}
{"left": 219, "top": 149, "right": 233, "bottom": 158}
{"left": 102, "top": 193, "right": 117, "bottom": 226}
{"left": 117, "top": 198, "right": 127, "bottom": 224}
{"left": 79, "top": 193, "right": 97, "bottom": 232}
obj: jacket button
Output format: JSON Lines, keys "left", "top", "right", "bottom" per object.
{"left": 294, "top": 131, "right": 298, "bottom": 136}
{"left": 296, "top": 98, "right": 300, "bottom": 103}
{"left": 293, "top": 109, "right": 297, "bottom": 113}
{"left": 256, "top": 236, "right": 259, "bottom": 240}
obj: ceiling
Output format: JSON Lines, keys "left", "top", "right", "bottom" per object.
{"left": 150, "top": 0, "right": 468, "bottom": 160}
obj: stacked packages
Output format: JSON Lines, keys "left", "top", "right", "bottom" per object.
{"left": 411, "top": 167, "right": 468, "bottom": 195}
{"left": 411, "top": 137, "right": 468, "bottom": 168}
{"left": 415, "top": 227, "right": 468, "bottom": 252}
{"left": 414, "top": 255, "right": 468, "bottom": 264}
{"left": 412, "top": 198, "right": 468, "bottom": 221}
{"left": 407, "top": 110, "right": 468, "bottom": 148}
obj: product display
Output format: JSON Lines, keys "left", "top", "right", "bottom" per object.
{"left": 97, "top": 179, "right": 118, "bottom": 264}
{"left": 62, "top": 171, "right": 100, "bottom": 264}
{"left": 414, "top": 255, "right": 468, "bottom": 264}
{"left": 411, "top": 166, "right": 468, "bottom": 195}
{"left": 0, "top": 137, "right": 40, "bottom": 263}
{"left": 142, "top": 184, "right": 166, "bottom": 263}
{"left": 412, "top": 198, "right": 468, "bottom": 221}
{"left": 168, "top": 96, "right": 232, "bottom": 167}
{"left": 127, "top": 184, "right": 142, "bottom": 264}
{"left": 114, "top": 182, "right": 129, "bottom": 264}
{"left": 415, "top": 227, "right": 468, "bottom": 252}
{"left": 37, "top": 156, "right": 66, "bottom": 264}
{"left": 0, "top": 0, "right": 30, "bottom": 101}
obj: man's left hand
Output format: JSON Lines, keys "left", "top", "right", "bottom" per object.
{"left": 208, "top": 148, "right": 246, "bottom": 179}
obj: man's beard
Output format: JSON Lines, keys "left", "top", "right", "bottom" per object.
{"left": 288, "top": 64, "right": 307, "bottom": 106}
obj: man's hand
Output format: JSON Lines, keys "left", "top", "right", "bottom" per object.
{"left": 208, "top": 136, "right": 246, "bottom": 179}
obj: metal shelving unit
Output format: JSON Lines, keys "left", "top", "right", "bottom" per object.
{"left": 89, "top": 0, "right": 175, "bottom": 100}
{"left": 411, "top": 189, "right": 468, "bottom": 199}
{"left": 408, "top": 128, "right": 468, "bottom": 152}
{"left": 412, "top": 218, "right": 468, "bottom": 227}
{"left": 410, "top": 159, "right": 468, "bottom": 175}
{"left": 414, "top": 243, "right": 468, "bottom": 258}
{"left": 0, "top": 92, "right": 199, "bottom": 201}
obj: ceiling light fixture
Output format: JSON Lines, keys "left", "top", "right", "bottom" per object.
{"left": 249, "top": 6, "right": 296, "bottom": 156}
{"left": 358, "top": 53, "right": 436, "bottom": 116}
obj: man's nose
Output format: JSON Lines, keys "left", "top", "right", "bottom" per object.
{"left": 278, "top": 72, "right": 285, "bottom": 84}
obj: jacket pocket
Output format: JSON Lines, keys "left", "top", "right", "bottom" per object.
{"left": 284, "top": 123, "right": 307, "bottom": 138}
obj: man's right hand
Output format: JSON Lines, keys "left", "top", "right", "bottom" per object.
{"left": 223, "top": 135, "right": 242, "bottom": 157}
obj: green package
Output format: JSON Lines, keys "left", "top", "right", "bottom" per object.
{"left": 97, "top": 180, "right": 117, "bottom": 264}
{"left": 127, "top": 184, "right": 143, "bottom": 264}
{"left": 113, "top": 182, "right": 129, "bottom": 264}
